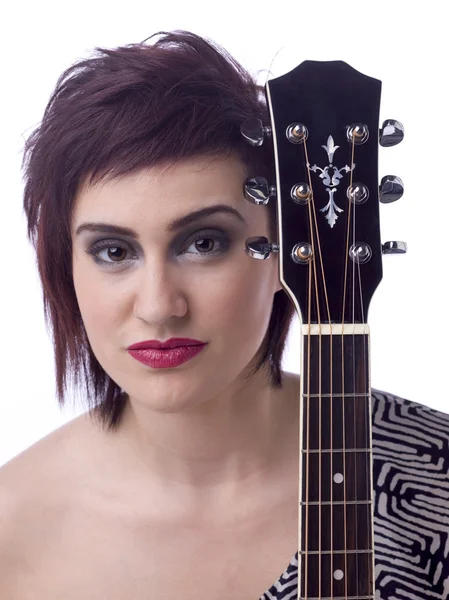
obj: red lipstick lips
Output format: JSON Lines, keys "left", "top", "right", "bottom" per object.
{"left": 127, "top": 338, "right": 206, "bottom": 350}
{"left": 127, "top": 338, "right": 208, "bottom": 368}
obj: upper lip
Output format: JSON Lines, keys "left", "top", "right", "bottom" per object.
{"left": 127, "top": 338, "right": 207, "bottom": 350}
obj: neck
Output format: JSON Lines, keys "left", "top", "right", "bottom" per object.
{"left": 105, "top": 365, "right": 300, "bottom": 521}
{"left": 299, "top": 325, "right": 374, "bottom": 599}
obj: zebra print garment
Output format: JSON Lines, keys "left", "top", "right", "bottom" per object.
{"left": 260, "top": 389, "right": 449, "bottom": 599}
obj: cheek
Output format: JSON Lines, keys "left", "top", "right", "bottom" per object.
{"left": 199, "top": 259, "right": 276, "bottom": 347}
{"left": 72, "top": 258, "right": 123, "bottom": 349}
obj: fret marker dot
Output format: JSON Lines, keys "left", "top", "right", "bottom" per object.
{"left": 334, "top": 569, "right": 344, "bottom": 580}
{"left": 333, "top": 473, "right": 344, "bottom": 484}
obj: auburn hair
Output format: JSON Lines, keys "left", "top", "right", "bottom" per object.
{"left": 22, "top": 29, "right": 296, "bottom": 431}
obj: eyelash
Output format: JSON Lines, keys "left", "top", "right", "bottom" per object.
{"left": 85, "top": 230, "right": 230, "bottom": 268}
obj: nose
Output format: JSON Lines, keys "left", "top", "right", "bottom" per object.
{"left": 132, "top": 260, "right": 188, "bottom": 325}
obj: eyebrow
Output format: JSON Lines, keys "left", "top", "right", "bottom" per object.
{"left": 75, "top": 204, "right": 248, "bottom": 239}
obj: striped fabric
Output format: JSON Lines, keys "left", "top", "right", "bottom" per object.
{"left": 260, "top": 389, "right": 449, "bottom": 599}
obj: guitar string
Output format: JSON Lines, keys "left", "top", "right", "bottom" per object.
{"left": 354, "top": 168, "right": 369, "bottom": 599}
{"left": 350, "top": 138, "right": 359, "bottom": 600}
{"left": 304, "top": 139, "right": 332, "bottom": 599}
{"left": 302, "top": 140, "right": 318, "bottom": 600}
{"left": 305, "top": 221, "right": 312, "bottom": 600}
{"left": 350, "top": 141, "right": 371, "bottom": 597}
{"left": 341, "top": 134, "right": 357, "bottom": 600}
{"left": 357, "top": 269, "right": 369, "bottom": 597}
{"left": 354, "top": 162, "right": 370, "bottom": 598}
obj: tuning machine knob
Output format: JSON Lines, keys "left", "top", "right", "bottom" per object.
{"left": 244, "top": 176, "right": 276, "bottom": 205}
{"left": 240, "top": 118, "right": 272, "bottom": 147}
{"left": 382, "top": 241, "right": 407, "bottom": 254}
{"left": 245, "top": 236, "right": 279, "bottom": 260}
{"left": 379, "top": 120, "right": 404, "bottom": 147}
{"left": 379, "top": 175, "right": 404, "bottom": 203}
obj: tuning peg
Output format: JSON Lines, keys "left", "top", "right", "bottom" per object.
{"left": 240, "top": 118, "right": 272, "bottom": 147}
{"left": 245, "top": 236, "right": 279, "bottom": 260}
{"left": 382, "top": 241, "right": 407, "bottom": 254}
{"left": 379, "top": 175, "right": 404, "bottom": 203}
{"left": 244, "top": 176, "right": 276, "bottom": 205}
{"left": 379, "top": 120, "right": 404, "bottom": 147}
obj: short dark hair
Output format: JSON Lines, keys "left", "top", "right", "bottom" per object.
{"left": 21, "top": 29, "right": 296, "bottom": 431}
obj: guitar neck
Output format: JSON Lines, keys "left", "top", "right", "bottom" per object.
{"left": 257, "top": 57, "right": 403, "bottom": 600}
{"left": 298, "top": 327, "right": 375, "bottom": 599}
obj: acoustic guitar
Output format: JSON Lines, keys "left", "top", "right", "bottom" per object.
{"left": 241, "top": 60, "right": 405, "bottom": 600}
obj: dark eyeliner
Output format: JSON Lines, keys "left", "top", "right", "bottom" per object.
{"left": 181, "top": 228, "right": 231, "bottom": 255}
{"left": 85, "top": 239, "right": 136, "bottom": 267}
{"left": 85, "top": 227, "right": 232, "bottom": 267}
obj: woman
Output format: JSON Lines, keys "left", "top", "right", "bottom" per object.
{"left": 1, "top": 29, "right": 448, "bottom": 600}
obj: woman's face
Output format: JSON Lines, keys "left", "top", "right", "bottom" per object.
{"left": 71, "top": 153, "right": 283, "bottom": 413}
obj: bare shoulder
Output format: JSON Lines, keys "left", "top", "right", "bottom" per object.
{"left": 0, "top": 411, "right": 93, "bottom": 492}
{"left": 0, "top": 409, "right": 101, "bottom": 510}
{"left": 283, "top": 370, "right": 301, "bottom": 398}
{"left": 0, "top": 412, "right": 97, "bottom": 593}
{"left": 284, "top": 371, "right": 300, "bottom": 386}
{"left": 0, "top": 463, "right": 19, "bottom": 576}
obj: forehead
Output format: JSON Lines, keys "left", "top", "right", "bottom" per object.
{"left": 74, "top": 154, "right": 248, "bottom": 216}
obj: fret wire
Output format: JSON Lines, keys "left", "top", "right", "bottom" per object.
{"left": 301, "top": 448, "right": 372, "bottom": 453}
{"left": 302, "top": 393, "right": 371, "bottom": 398}
{"left": 301, "top": 323, "right": 370, "bottom": 334}
{"left": 299, "top": 549, "right": 374, "bottom": 555}
{"left": 298, "top": 596, "right": 374, "bottom": 600}
{"left": 300, "top": 500, "right": 372, "bottom": 506}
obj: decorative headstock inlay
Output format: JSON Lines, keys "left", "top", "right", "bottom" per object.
{"left": 309, "top": 134, "right": 355, "bottom": 228}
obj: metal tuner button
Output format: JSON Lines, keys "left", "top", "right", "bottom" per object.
{"left": 245, "top": 236, "right": 279, "bottom": 260}
{"left": 382, "top": 241, "right": 408, "bottom": 254}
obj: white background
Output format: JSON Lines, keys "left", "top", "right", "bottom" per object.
{"left": 1, "top": 0, "right": 447, "bottom": 466}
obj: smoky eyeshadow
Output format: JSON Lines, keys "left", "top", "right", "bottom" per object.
{"left": 85, "top": 222, "right": 242, "bottom": 261}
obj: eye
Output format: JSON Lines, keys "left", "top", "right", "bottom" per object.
{"left": 85, "top": 240, "right": 136, "bottom": 268}
{"left": 183, "top": 230, "right": 230, "bottom": 257}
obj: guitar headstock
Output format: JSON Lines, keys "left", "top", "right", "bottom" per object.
{"left": 242, "top": 60, "right": 405, "bottom": 325}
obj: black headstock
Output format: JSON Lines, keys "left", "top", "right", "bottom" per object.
{"left": 260, "top": 60, "right": 396, "bottom": 324}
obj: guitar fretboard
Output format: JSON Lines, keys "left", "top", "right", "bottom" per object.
{"left": 299, "top": 332, "right": 374, "bottom": 599}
